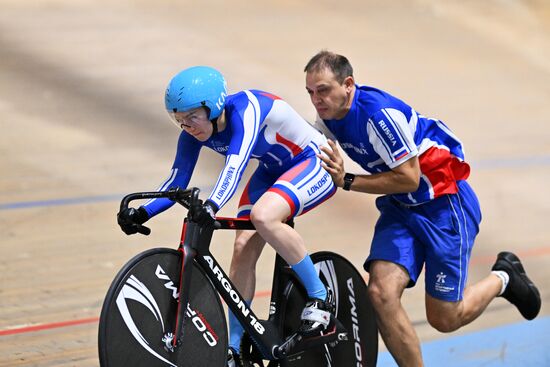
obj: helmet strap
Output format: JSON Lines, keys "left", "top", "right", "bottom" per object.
{"left": 211, "top": 117, "right": 219, "bottom": 135}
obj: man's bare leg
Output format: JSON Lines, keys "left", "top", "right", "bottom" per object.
{"left": 368, "top": 260, "right": 423, "bottom": 367}
{"left": 425, "top": 274, "right": 502, "bottom": 332}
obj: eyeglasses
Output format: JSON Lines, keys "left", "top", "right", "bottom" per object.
{"left": 168, "top": 111, "right": 205, "bottom": 130}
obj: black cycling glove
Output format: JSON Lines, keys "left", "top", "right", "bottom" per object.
{"left": 193, "top": 200, "right": 218, "bottom": 227}
{"left": 117, "top": 207, "right": 150, "bottom": 235}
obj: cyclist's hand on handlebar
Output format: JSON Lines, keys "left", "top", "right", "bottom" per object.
{"left": 193, "top": 200, "right": 217, "bottom": 227}
{"left": 117, "top": 207, "right": 149, "bottom": 235}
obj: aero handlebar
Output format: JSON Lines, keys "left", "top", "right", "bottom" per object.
{"left": 119, "top": 187, "right": 202, "bottom": 235}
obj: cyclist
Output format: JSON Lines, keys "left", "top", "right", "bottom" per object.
{"left": 304, "top": 50, "right": 541, "bottom": 367}
{"left": 117, "top": 66, "right": 338, "bottom": 366}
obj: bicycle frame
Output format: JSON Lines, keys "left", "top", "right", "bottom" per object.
{"left": 121, "top": 188, "right": 306, "bottom": 361}
{"left": 178, "top": 216, "right": 300, "bottom": 360}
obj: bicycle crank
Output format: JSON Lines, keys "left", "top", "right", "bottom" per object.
{"left": 276, "top": 319, "right": 348, "bottom": 357}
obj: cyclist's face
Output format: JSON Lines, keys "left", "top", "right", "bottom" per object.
{"left": 305, "top": 68, "right": 354, "bottom": 120}
{"left": 172, "top": 107, "right": 213, "bottom": 141}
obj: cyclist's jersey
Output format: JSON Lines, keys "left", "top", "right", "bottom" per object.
{"left": 143, "top": 89, "right": 328, "bottom": 216}
{"left": 315, "top": 85, "right": 470, "bottom": 205}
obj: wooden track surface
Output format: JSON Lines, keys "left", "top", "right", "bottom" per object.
{"left": 1, "top": 0, "right": 549, "bottom": 365}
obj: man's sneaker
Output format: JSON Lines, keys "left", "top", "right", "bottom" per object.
{"left": 298, "top": 288, "right": 335, "bottom": 337}
{"left": 226, "top": 347, "right": 242, "bottom": 367}
{"left": 492, "top": 251, "right": 541, "bottom": 320}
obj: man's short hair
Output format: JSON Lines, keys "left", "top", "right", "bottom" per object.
{"left": 304, "top": 50, "right": 354, "bottom": 84}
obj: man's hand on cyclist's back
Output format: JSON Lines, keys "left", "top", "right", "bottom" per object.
{"left": 117, "top": 207, "right": 149, "bottom": 235}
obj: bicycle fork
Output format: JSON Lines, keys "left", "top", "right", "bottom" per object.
{"left": 165, "top": 219, "right": 200, "bottom": 351}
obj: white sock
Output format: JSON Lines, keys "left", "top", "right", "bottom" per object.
{"left": 492, "top": 270, "right": 510, "bottom": 296}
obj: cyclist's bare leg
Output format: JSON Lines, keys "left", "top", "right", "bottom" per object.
{"left": 227, "top": 230, "right": 266, "bottom": 354}
{"left": 425, "top": 274, "right": 501, "bottom": 332}
{"left": 250, "top": 192, "right": 306, "bottom": 265}
{"left": 368, "top": 260, "right": 423, "bottom": 367}
{"left": 229, "top": 230, "right": 266, "bottom": 300}
{"left": 251, "top": 191, "right": 334, "bottom": 336}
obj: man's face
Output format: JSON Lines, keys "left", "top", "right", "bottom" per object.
{"left": 305, "top": 68, "right": 353, "bottom": 120}
{"left": 170, "top": 107, "right": 213, "bottom": 142}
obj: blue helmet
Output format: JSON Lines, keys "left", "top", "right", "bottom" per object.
{"left": 165, "top": 66, "right": 227, "bottom": 120}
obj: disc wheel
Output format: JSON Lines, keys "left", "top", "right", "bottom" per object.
{"left": 98, "top": 248, "right": 227, "bottom": 366}
{"left": 242, "top": 252, "right": 378, "bottom": 366}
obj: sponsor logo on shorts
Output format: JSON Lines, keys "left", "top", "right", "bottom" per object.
{"left": 307, "top": 171, "right": 329, "bottom": 196}
{"left": 434, "top": 272, "right": 455, "bottom": 293}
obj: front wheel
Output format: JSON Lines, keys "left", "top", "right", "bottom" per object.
{"left": 98, "top": 248, "right": 228, "bottom": 366}
{"left": 280, "top": 251, "right": 378, "bottom": 366}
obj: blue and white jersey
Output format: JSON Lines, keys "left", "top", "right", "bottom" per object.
{"left": 315, "top": 85, "right": 470, "bottom": 205}
{"left": 143, "top": 90, "right": 328, "bottom": 217}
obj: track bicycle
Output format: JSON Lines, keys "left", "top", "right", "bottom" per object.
{"left": 98, "top": 187, "right": 378, "bottom": 366}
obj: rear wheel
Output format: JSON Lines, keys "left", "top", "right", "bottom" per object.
{"left": 98, "top": 248, "right": 227, "bottom": 366}
{"left": 282, "top": 252, "right": 378, "bottom": 366}
{"left": 242, "top": 251, "right": 378, "bottom": 366}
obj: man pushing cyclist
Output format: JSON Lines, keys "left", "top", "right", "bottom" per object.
{"left": 117, "top": 66, "right": 340, "bottom": 366}
{"left": 303, "top": 50, "right": 542, "bottom": 367}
